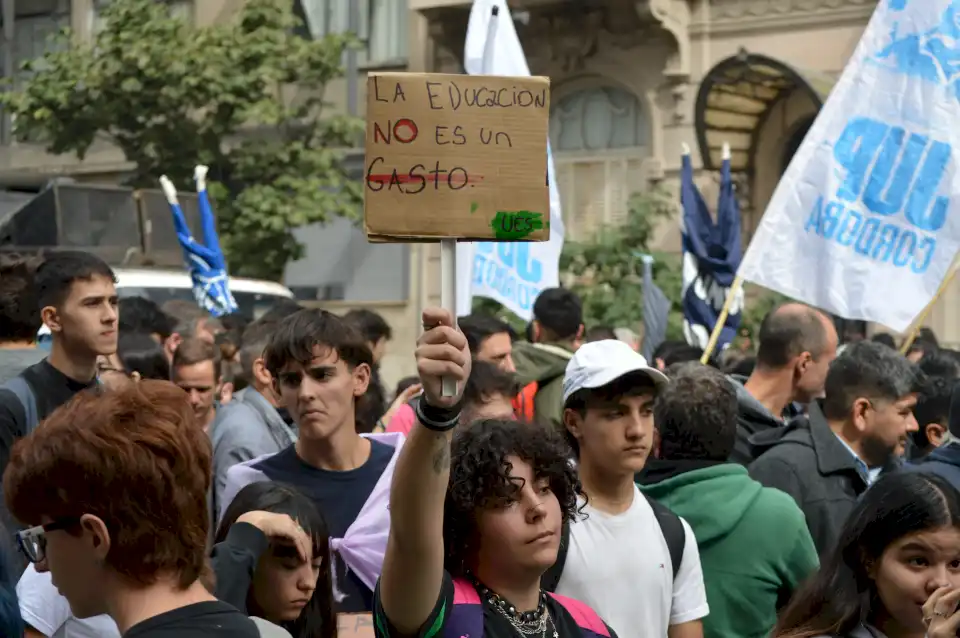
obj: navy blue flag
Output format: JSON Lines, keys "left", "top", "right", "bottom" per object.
{"left": 680, "top": 148, "right": 743, "bottom": 351}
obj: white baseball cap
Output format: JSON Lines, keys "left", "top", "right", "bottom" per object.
{"left": 562, "top": 339, "right": 669, "bottom": 404}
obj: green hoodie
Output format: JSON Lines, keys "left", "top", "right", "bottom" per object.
{"left": 638, "top": 463, "right": 818, "bottom": 638}
{"left": 512, "top": 341, "right": 573, "bottom": 430}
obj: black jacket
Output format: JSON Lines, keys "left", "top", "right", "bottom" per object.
{"left": 747, "top": 401, "right": 873, "bottom": 556}
{"left": 902, "top": 442, "right": 960, "bottom": 491}
{"left": 729, "top": 375, "right": 784, "bottom": 465}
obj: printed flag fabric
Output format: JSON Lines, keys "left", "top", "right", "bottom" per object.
{"left": 737, "top": 0, "right": 960, "bottom": 332}
{"left": 456, "top": 0, "right": 565, "bottom": 320}
{"left": 640, "top": 254, "right": 671, "bottom": 361}
{"left": 160, "top": 166, "right": 238, "bottom": 318}
{"left": 681, "top": 153, "right": 743, "bottom": 351}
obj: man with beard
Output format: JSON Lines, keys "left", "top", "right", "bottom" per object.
{"left": 749, "top": 341, "right": 922, "bottom": 554}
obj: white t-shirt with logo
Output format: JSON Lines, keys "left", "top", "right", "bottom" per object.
{"left": 17, "top": 564, "right": 120, "bottom": 638}
{"left": 554, "top": 484, "right": 709, "bottom": 638}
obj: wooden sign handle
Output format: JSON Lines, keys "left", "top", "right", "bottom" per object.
{"left": 440, "top": 238, "right": 459, "bottom": 397}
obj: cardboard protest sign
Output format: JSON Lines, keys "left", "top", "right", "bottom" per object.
{"left": 364, "top": 72, "right": 550, "bottom": 242}
{"left": 338, "top": 613, "right": 374, "bottom": 638}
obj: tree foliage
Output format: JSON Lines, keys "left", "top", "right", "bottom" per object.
{"left": 560, "top": 189, "right": 684, "bottom": 337}
{"left": 0, "top": 0, "right": 362, "bottom": 280}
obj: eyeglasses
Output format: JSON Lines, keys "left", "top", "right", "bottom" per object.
{"left": 16, "top": 518, "right": 81, "bottom": 563}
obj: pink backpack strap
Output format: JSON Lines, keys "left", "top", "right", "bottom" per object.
{"left": 445, "top": 578, "right": 485, "bottom": 638}
{"left": 451, "top": 578, "right": 481, "bottom": 604}
{"left": 547, "top": 593, "right": 610, "bottom": 637}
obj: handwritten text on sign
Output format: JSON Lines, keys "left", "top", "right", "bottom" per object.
{"left": 363, "top": 72, "right": 550, "bottom": 242}
{"left": 338, "top": 613, "right": 374, "bottom": 638}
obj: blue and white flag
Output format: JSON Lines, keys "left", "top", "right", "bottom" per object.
{"left": 159, "top": 166, "right": 238, "bottom": 318}
{"left": 738, "top": 0, "right": 960, "bottom": 332}
{"left": 456, "top": 0, "right": 564, "bottom": 320}
{"left": 681, "top": 147, "right": 743, "bottom": 351}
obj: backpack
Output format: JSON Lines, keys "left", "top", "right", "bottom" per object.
{"left": 540, "top": 492, "right": 686, "bottom": 592}
{"left": 0, "top": 376, "right": 38, "bottom": 435}
{"left": 445, "top": 577, "right": 611, "bottom": 638}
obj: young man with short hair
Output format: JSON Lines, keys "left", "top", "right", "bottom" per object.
{"left": 557, "top": 340, "right": 709, "bottom": 638}
{"left": 6, "top": 381, "right": 262, "bottom": 638}
{"left": 513, "top": 287, "right": 585, "bottom": 428}
{"left": 0, "top": 251, "right": 118, "bottom": 558}
{"left": 210, "top": 319, "right": 297, "bottom": 513}
{"left": 0, "top": 253, "right": 45, "bottom": 385}
{"left": 220, "top": 309, "right": 402, "bottom": 613}
{"left": 905, "top": 374, "right": 956, "bottom": 460}
{"left": 171, "top": 337, "right": 222, "bottom": 433}
{"left": 639, "top": 364, "right": 818, "bottom": 638}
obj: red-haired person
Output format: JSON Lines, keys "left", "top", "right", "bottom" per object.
{"left": 3, "top": 381, "right": 269, "bottom": 638}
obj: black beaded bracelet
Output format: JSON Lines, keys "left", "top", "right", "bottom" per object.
{"left": 414, "top": 396, "right": 462, "bottom": 432}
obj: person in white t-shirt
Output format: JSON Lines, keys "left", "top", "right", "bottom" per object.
{"left": 555, "top": 340, "right": 709, "bottom": 638}
{"left": 17, "top": 563, "right": 119, "bottom": 638}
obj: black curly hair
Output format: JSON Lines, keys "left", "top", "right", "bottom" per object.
{"left": 443, "top": 419, "right": 583, "bottom": 577}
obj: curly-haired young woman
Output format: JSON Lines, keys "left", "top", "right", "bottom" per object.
{"left": 373, "top": 307, "right": 616, "bottom": 638}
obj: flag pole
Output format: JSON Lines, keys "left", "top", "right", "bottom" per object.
{"left": 700, "top": 275, "right": 743, "bottom": 364}
{"left": 899, "top": 253, "right": 960, "bottom": 354}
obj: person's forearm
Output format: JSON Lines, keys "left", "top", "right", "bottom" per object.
{"left": 380, "top": 418, "right": 452, "bottom": 633}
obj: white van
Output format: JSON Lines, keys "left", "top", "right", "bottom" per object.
{"left": 114, "top": 268, "right": 295, "bottom": 319}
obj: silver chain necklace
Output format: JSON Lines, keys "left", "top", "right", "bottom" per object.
{"left": 470, "top": 575, "right": 559, "bottom": 638}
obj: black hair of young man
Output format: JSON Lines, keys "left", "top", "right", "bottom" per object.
{"left": 532, "top": 287, "right": 582, "bottom": 341}
{"left": 821, "top": 341, "right": 925, "bottom": 421}
{"left": 343, "top": 308, "right": 392, "bottom": 345}
{"left": 118, "top": 297, "right": 175, "bottom": 340}
{"left": 654, "top": 364, "right": 738, "bottom": 461}
{"left": 0, "top": 253, "right": 42, "bottom": 344}
{"left": 263, "top": 309, "right": 372, "bottom": 378}
{"left": 463, "top": 359, "right": 519, "bottom": 407}
{"left": 35, "top": 250, "right": 116, "bottom": 310}
{"left": 459, "top": 313, "right": 515, "bottom": 355}
{"left": 909, "top": 375, "right": 956, "bottom": 453}
{"left": 918, "top": 349, "right": 960, "bottom": 380}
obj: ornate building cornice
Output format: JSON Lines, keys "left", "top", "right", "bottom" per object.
{"left": 691, "top": 0, "right": 875, "bottom": 35}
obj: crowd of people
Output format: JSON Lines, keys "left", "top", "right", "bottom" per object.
{"left": 1, "top": 249, "right": 960, "bottom": 638}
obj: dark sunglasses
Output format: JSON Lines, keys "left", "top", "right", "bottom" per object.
{"left": 16, "top": 517, "right": 82, "bottom": 563}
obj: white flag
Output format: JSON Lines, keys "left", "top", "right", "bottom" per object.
{"left": 737, "top": 0, "right": 960, "bottom": 332}
{"left": 456, "top": 0, "right": 565, "bottom": 320}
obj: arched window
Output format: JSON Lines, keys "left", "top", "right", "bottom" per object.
{"left": 549, "top": 85, "right": 649, "bottom": 236}
{"left": 550, "top": 86, "right": 648, "bottom": 152}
